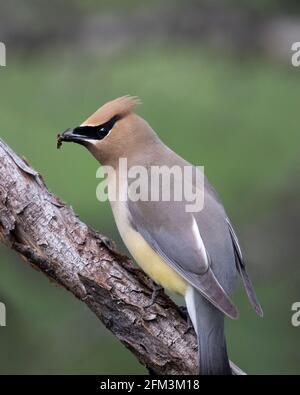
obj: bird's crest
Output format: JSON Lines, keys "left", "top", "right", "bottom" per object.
{"left": 82, "top": 95, "right": 141, "bottom": 126}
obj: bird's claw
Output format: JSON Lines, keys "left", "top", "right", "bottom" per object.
{"left": 179, "top": 306, "right": 194, "bottom": 333}
{"left": 145, "top": 284, "right": 164, "bottom": 308}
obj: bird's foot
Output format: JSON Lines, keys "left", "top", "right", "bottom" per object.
{"left": 179, "top": 306, "right": 194, "bottom": 333}
{"left": 145, "top": 284, "right": 164, "bottom": 308}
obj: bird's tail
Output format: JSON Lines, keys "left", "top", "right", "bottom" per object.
{"left": 185, "top": 287, "right": 232, "bottom": 375}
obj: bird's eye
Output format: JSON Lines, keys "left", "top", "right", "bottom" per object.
{"left": 96, "top": 115, "right": 120, "bottom": 139}
{"left": 73, "top": 115, "right": 120, "bottom": 140}
{"left": 97, "top": 126, "right": 109, "bottom": 138}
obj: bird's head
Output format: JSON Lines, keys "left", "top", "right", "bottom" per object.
{"left": 58, "top": 96, "right": 155, "bottom": 165}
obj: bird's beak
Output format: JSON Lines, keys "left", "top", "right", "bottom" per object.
{"left": 58, "top": 128, "right": 89, "bottom": 147}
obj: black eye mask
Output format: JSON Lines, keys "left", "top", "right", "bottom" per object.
{"left": 73, "top": 115, "right": 120, "bottom": 140}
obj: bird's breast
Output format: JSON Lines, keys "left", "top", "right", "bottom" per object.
{"left": 110, "top": 198, "right": 187, "bottom": 296}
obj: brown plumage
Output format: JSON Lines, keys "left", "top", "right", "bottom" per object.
{"left": 82, "top": 95, "right": 141, "bottom": 126}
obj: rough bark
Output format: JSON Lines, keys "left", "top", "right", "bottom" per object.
{"left": 0, "top": 139, "right": 244, "bottom": 375}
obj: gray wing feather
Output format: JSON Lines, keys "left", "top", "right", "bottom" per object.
{"left": 226, "top": 219, "right": 263, "bottom": 317}
{"left": 128, "top": 200, "right": 238, "bottom": 319}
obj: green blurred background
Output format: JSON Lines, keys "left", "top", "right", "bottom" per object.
{"left": 0, "top": 0, "right": 299, "bottom": 374}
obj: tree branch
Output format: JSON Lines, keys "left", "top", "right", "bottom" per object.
{"left": 0, "top": 139, "right": 244, "bottom": 375}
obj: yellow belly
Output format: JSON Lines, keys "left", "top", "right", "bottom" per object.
{"left": 123, "top": 227, "right": 187, "bottom": 295}
{"left": 110, "top": 184, "right": 187, "bottom": 296}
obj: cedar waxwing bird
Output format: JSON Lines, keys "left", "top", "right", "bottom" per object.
{"left": 58, "top": 96, "right": 263, "bottom": 375}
